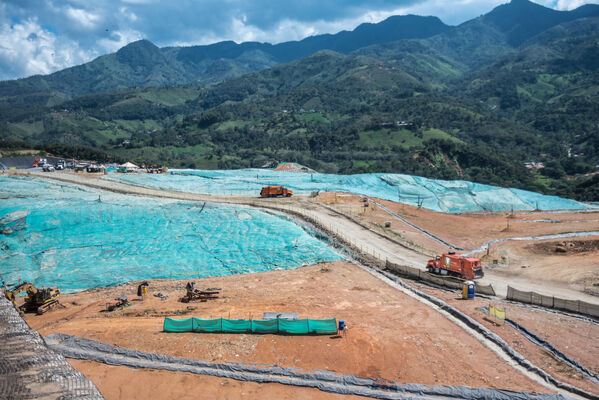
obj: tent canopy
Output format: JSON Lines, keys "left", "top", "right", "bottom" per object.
{"left": 120, "top": 162, "right": 138, "bottom": 169}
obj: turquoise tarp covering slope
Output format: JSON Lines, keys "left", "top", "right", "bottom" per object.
{"left": 103, "top": 169, "right": 589, "bottom": 213}
{"left": 0, "top": 176, "right": 341, "bottom": 292}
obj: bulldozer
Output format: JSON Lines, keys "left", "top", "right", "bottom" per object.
{"left": 3, "top": 282, "right": 61, "bottom": 314}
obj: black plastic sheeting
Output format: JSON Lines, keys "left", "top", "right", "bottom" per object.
{"left": 377, "top": 270, "right": 599, "bottom": 400}
{"left": 368, "top": 199, "right": 465, "bottom": 250}
{"left": 504, "top": 318, "right": 599, "bottom": 385}
{"left": 0, "top": 297, "right": 104, "bottom": 400}
{"left": 46, "top": 333, "right": 568, "bottom": 400}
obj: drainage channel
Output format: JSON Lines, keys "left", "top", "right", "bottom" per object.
{"left": 368, "top": 199, "right": 465, "bottom": 250}
{"left": 502, "top": 316, "right": 599, "bottom": 386}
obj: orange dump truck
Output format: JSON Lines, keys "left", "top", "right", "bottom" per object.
{"left": 260, "top": 186, "right": 293, "bottom": 198}
{"left": 426, "top": 252, "right": 484, "bottom": 280}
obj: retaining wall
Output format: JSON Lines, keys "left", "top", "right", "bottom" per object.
{"left": 507, "top": 286, "right": 599, "bottom": 318}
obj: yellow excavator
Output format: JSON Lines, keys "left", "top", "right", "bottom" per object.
{"left": 3, "top": 282, "right": 61, "bottom": 314}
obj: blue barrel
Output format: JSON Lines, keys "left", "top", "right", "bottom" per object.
{"left": 338, "top": 320, "right": 345, "bottom": 331}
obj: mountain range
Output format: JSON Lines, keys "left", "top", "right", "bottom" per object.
{"left": 1, "top": 0, "right": 599, "bottom": 200}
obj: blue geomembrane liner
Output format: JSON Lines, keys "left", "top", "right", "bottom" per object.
{"left": 103, "top": 168, "right": 589, "bottom": 213}
{"left": 0, "top": 176, "right": 341, "bottom": 292}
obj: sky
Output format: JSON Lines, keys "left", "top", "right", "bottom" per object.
{"left": 0, "top": 0, "right": 596, "bottom": 81}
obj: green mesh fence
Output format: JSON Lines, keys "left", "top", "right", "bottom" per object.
{"left": 164, "top": 317, "right": 338, "bottom": 335}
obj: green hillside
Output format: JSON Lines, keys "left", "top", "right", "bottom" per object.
{"left": 461, "top": 17, "right": 599, "bottom": 186}
{"left": 1, "top": 0, "right": 599, "bottom": 200}
{"left": 0, "top": 15, "right": 449, "bottom": 104}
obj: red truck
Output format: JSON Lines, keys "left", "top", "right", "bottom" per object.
{"left": 260, "top": 186, "right": 293, "bottom": 198}
{"left": 426, "top": 252, "right": 484, "bottom": 280}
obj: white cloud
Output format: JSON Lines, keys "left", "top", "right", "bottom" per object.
{"left": 97, "top": 28, "right": 144, "bottom": 52}
{"left": 392, "top": 0, "right": 507, "bottom": 25}
{"left": 119, "top": 7, "right": 138, "bottom": 22}
{"left": 1, "top": 0, "right": 599, "bottom": 80}
{"left": 65, "top": 7, "right": 101, "bottom": 29}
{"left": 121, "top": 0, "right": 154, "bottom": 4}
{"left": 0, "top": 18, "right": 92, "bottom": 80}
{"left": 555, "top": 0, "right": 598, "bottom": 9}
{"left": 197, "top": 8, "right": 417, "bottom": 46}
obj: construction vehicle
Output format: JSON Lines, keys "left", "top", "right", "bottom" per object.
{"left": 146, "top": 164, "right": 167, "bottom": 174}
{"left": 180, "top": 282, "right": 220, "bottom": 303}
{"left": 426, "top": 252, "right": 484, "bottom": 280}
{"left": 105, "top": 295, "right": 131, "bottom": 312}
{"left": 42, "top": 163, "right": 55, "bottom": 172}
{"left": 3, "top": 282, "right": 61, "bottom": 314}
{"left": 260, "top": 186, "right": 293, "bottom": 198}
{"left": 32, "top": 157, "right": 47, "bottom": 168}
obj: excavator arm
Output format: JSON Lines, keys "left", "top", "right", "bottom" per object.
{"left": 3, "top": 282, "right": 36, "bottom": 305}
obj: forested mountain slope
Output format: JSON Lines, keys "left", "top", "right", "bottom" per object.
{"left": 2, "top": 0, "right": 599, "bottom": 200}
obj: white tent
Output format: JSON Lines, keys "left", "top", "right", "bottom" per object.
{"left": 120, "top": 162, "right": 139, "bottom": 169}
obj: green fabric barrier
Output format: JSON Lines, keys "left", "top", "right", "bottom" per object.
{"left": 308, "top": 318, "right": 338, "bottom": 334}
{"left": 193, "top": 318, "right": 222, "bottom": 332}
{"left": 222, "top": 319, "right": 252, "bottom": 333}
{"left": 250, "top": 319, "right": 279, "bottom": 333}
{"left": 163, "top": 317, "right": 193, "bottom": 332}
{"left": 278, "top": 318, "right": 310, "bottom": 334}
{"left": 164, "top": 317, "right": 338, "bottom": 335}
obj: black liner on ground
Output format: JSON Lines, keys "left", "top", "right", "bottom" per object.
{"left": 45, "top": 332, "right": 567, "bottom": 400}
{"left": 0, "top": 296, "right": 104, "bottom": 399}
{"left": 503, "top": 317, "right": 599, "bottom": 385}
{"left": 377, "top": 270, "right": 599, "bottom": 400}
{"left": 369, "top": 199, "right": 465, "bottom": 250}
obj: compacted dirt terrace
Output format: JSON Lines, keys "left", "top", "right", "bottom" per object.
{"left": 315, "top": 192, "right": 599, "bottom": 252}
{"left": 414, "top": 282, "right": 599, "bottom": 396}
{"left": 315, "top": 192, "right": 599, "bottom": 297}
{"left": 24, "top": 261, "right": 562, "bottom": 400}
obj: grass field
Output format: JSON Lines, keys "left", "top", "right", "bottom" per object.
{"left": 358, "top": 127, "right": 461, "bottom": 149}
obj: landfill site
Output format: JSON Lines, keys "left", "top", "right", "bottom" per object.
{"left": 1, "top": 166, "right": 599, "bottom": 400}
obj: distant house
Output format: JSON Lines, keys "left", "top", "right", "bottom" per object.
{"left": 74, "top": 163, "right": 88, "bottom": 172}
{"left": 85, "top": 164, "right": 105, "bottom": 173}
{"left": 524, "top": 162, "right": 545, "bottom": 170}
